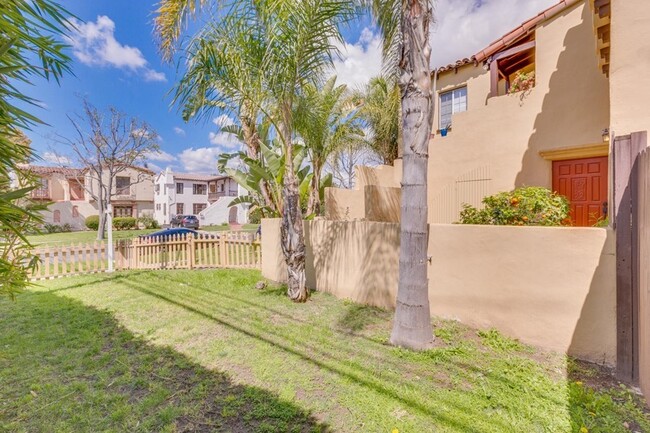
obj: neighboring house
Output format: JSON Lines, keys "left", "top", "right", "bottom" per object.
{"left": 153, "top": 168, "right": 248, "bottom": 227}
{"left": 19, "top": 164, "right": 155, "bottom": 230}
{"left": 327, "top": 0, "right": 645, "bottom": 227}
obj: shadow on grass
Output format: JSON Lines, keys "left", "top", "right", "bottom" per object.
{"left": 0, "top": 292, "right": 329, "bottom": 433}
{"left": 120, "top": 278, "right": 509, "bottom": 432}
{"left": 336, "top": 303, "right": 391, "bottom": 334}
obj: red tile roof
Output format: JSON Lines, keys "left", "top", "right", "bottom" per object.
{"left": 18, "top": 164, "right": 84, "bottom": 177}
{"left": 436, "top": 0, "right": 581, "bottom": 73}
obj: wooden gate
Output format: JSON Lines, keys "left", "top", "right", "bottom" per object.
{"left": 636, "top": 143, "right": 650, "bottom": 404}
{"left": 613, "top": 131, "right": 648, "bottom": 386}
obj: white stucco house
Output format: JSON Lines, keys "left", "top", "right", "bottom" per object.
{"left": 153, "top": 168, "right": 248, "bottom": 227}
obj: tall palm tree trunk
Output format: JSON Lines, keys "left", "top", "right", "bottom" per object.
{"left": 279, "top": 109, "right": 308, "bottom": 302}
{"left": 307, "top": 160, "right": 322, "bottom": 216}
{"left": 390, "top": 0, "right": 435, "bottom": 349}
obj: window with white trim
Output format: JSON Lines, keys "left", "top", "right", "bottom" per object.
{"left": 439, "top": 87, "right": 467, "bottom": 130}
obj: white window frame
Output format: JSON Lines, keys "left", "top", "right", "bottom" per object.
{"left": 439, "top": 86, "right": 467, "bottom": 130}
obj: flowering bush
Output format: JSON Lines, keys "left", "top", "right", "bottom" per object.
{"left": 458, "top": 186, "right": 570, "bottom": 226}
{"left": 508, "top": 71, "right": 535, "bottom": 94}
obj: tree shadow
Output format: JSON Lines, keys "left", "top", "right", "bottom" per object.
{"left": 0, "top": 292, "right": 329, "bottom": 433}
{"left": 336, "top": 303, "right": 391, "bottom": 334}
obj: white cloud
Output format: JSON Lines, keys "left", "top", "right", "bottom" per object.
{"left": 173, "top": 127, "right": 186, "bottom": 136}
{"left": 209, "top": 115, "right": 241, "bottom": 149}
{"left": 179, "top": 147, "right": 224, "bottom": 173}
{"left": 331, "top": 28, "right": 383, "bottom": 89}
{"left": 43, "top": 152, "right": 72, "bottom": 165}
{"left": 329, "top": 1, "right": 557, "bottom": 88}
{"left": 430, "top": 0, "right": 557, "bottom": 67}
{"left": 143, "top": 69, "right": 167, "bottom": 82}
{"left": 145, "top": 150, "right": 175, "bottom": 162}
{"left": 146, "top": 162, "right": 163, "bottom": 173}
{"left": 67, "top": 15, "right": 167, "bottom": 82}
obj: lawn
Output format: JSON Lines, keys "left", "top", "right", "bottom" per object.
{"left": 26, "top": 224, "right": 260, "bottom": 247}
{"left": 1, "top": 270, "right": 648, "bottom": 432}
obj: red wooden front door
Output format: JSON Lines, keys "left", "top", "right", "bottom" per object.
{"left": 552, "top": 156, "right": 608, "bottom": 226}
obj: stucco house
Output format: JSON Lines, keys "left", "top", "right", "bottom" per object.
{"left": 326, "top": 0, "right": 648, "bottom": 227}
{"left": 20, "top": 164, "right": 155, "bottom": 230}
{"left": 153, "top": 168, "right": 248, "bottom": 227}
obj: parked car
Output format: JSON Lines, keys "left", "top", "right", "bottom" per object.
{"left": 139, "top": 228, "right": 219, "bottom": 241}
{"left": 169, "top": 214, "right": 187, "bottom": 228}
{"left": 140, "top": 228, "right": 198, "bottom": 241}
{"left": 182, "top": 215, "right": 200, "bottom": 229}
{"left": 170, "top": 214, "right": 200, "bottom": 229}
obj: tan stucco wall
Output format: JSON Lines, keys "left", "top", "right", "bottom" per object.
{"left": 87, "top": 167, "right": 154, "bottom": 203}
{"left": 429, "top": 1, "right": 610, "bottom": 223}
{"left": 610, "top": 0, "right": 650, "bottom": 137}
{"left": 262, "top": 218, "right": 616, "bottom": 364}
{"left": 428, "top": 224, "right": 616, "bottom": 364}
{"left": 325, "top": 164, "right": 402, "bottom": 222}
{"left": 324, "top": 187, "right": 365, "bottom": 220}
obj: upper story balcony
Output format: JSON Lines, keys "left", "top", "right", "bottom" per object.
{"left": 208, "top": 190, "right": 238, "bottom": 203}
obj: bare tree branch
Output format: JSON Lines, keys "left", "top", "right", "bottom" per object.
{"left": 51, "top": 99, "right": 159, "bottom": 240}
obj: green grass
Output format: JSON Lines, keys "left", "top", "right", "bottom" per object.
{"left": 2, "top": 270, "right": 648, "bottom": 432}
{"left": 26, "top": 229, "right": 158, "bottom": 247}
{"left": 26, "top": 224, "right": 260, "bottom": 247}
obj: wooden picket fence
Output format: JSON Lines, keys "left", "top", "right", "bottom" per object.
{"left": 30, "top": 232, "right": 261, "bottom": 280}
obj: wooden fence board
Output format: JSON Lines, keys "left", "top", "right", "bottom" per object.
{"left": 30, "top": 231, "right": 261, "bottom": 281}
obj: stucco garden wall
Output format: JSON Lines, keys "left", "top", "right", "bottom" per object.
{"left": 262, "top": 218, "right": 616, "bottom": 364}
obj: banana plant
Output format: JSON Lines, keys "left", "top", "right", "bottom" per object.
{"left": 218, "top": 134, "right": 331, "bottom": 219}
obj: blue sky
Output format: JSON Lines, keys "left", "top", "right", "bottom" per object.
{"left": 24, "top": 0, "right": 556, "bottom": 174}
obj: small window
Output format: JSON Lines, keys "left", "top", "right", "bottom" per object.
{"left": 193, "top": 203, "right": 207, "bottom": 214}
{"left": 114, "top": 206, "right": 133, "bottom": 217}
{"left": 72, "top": 206, "right": 79, "bottom": 218}
{"left": 176, "top": 203, "right": 184, "bottom": 214}
{"left": 193, "top": 184, "right": 207, "bottom": 195}
{"left": 439, "top": 87, "right": 467, "bottom": 130}
{"left": 176, "top": 183, "right": 184, "bottom": 194}
{"left": 163, "top": 204, "right": 167, "bottom": 216}
{"left": 156, "top": 203, "right": 161, "bottom": 211}
{"left": 116, "top": 176, "right": 131, "bottom": 195}
{"left": 53, "top": 209, "right": 61, "bottom": 223}
{"left": 33, "top": 178, "right": 49, "bottom": 199}
{"left": 155, "top": 184, "right": 160, "bottom": 194}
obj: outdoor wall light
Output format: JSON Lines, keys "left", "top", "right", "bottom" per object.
{"left": 602, "top": 128, "right": 610, "bottom": 142}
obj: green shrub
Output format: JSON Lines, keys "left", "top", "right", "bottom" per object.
{"left": 43, "top": 223, "right": 73, "bottom": 233}
{"left": 43, "top": 223, "right": 61, "bottom": 234}
{"left": 458, "top": 186, "right": 570, "bottom": 226}
{"left": 247, "top": 208, "right": 262, "bottom": 224}
{"left": 113, "top": 217, "right": 137, "bottom": 230}
{"left": 85, "top": 215, "right": 100, "bottom": 230}
{"left": 137, "top": 215, "right": 159, "bottom": 229}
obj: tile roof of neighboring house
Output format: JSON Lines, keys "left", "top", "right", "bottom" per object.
{"left": 171, "top": 172, "right": 227, "bottom": 182}
{"left": 18, "top": 164, "right": 84, "bottom": 177}
{"left": 18, "top": 164, "right": 155, "bottom": 176}
{"left": 436, "top": 0, "right": 581, "bottom": 73}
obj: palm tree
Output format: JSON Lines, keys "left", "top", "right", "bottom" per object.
{"left": 352, "top": 76, "right": 400, "bottom": 165}
{"left": 0, "top": 0, "right": 72, "bottom": 298}
{"left": 156, "top": 0, "right": 355, "bottom": 302}
{"left": 364, "top": 0, "right": 436, "bottom": 349}
{"left": 294, "top": 76, "right": 364, "bottom": 216}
